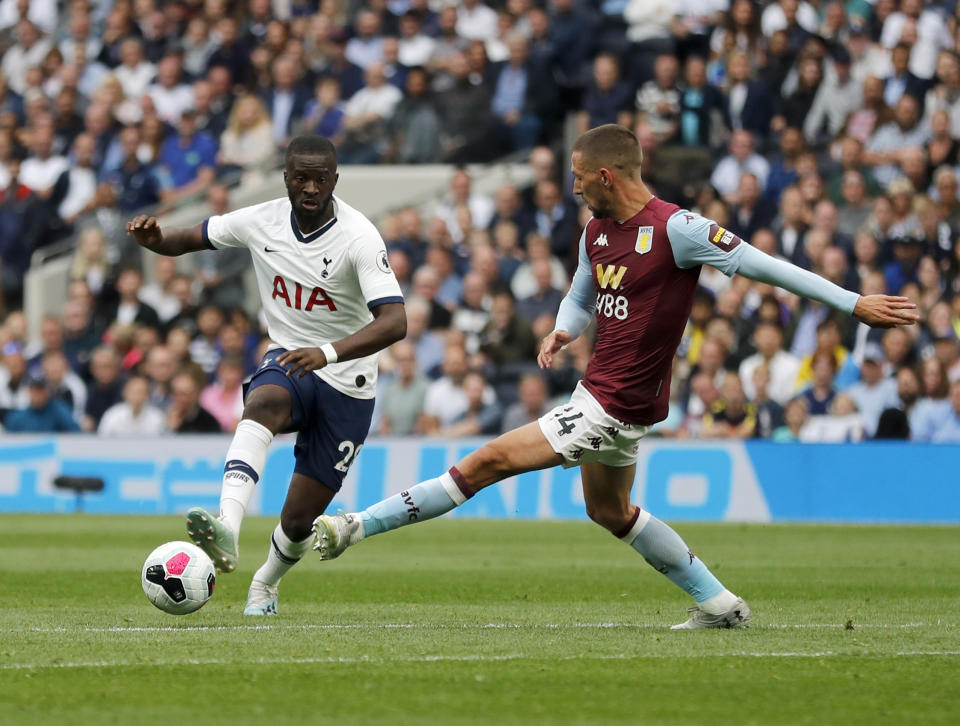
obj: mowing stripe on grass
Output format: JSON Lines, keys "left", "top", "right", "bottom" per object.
{"left": 20, "top": 621, "right": 939, "bottom": 634}
{"left": 3, "top": 651, "right": 960, "bottom": 671}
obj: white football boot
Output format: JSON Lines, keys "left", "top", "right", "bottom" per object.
{"left": 243, "top": 580, "right": 279, "bottom": 616}
{"left": 312, "top": 510, "right": 364, "bottom": 560}
{"left": 186, "top": 507, "right": 239, "bottom": 573}
{"left": 670, "top": 597, "right": 752, "bottom": 630}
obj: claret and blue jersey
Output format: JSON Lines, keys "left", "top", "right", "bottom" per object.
{"left": 567, "top": 197, "right": 747, "bottom": 426}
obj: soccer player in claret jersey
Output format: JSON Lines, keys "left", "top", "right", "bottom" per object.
{"left": 126, "top": 136, "right": 406, "bottom": 615}
{"left": 314, "top": 125, "right": 919, "bottom": 629}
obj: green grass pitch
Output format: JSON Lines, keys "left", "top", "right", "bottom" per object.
{"left": 1, "top": 514, "right": 959, "bottom": 726}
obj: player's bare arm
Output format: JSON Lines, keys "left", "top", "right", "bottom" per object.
{"left": 277, "top": 302, "right": 406, "bottom": 378}
{"left": 126, "top": 216, "right": 208, "bottom": 256}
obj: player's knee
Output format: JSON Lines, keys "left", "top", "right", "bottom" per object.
{"left": 585, "top": 502, "right": 632, "bottom": 533}
{"left": 279, "top": 512, "right": 314, "bottom": 543}
{"left": 242, "top": 388, "right": 291, "bottom": 433}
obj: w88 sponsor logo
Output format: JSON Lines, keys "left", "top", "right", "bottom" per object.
{"left": 596, "top": 292, "right": 628, "bottom": 320}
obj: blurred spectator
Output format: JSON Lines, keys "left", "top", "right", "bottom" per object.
{"left": 421, "top": 343, "right": 494, "bottom": 431}
{"left": 729, "top": 172, "right": 774, "bottom": 240}
{"left": 772, "top": 396, "right": 809, "bottom": 442}
{"left": 739, "top": 321, "right": 800, "bottom": 404}
{"left": 532, "top": 179, "right": 579, "bottom": 262}
{"left": 501, "top": 372, "right": 550, "bottom": 431}
{"left": 2, "top": 20, "right": 52, "bottom": 95}
{"left": 452, "top": 271, "right": 491, "bottom": 352}
{"left": 711, "top": 130, "right": 770, "bottom": 204}
{"left": 800, "top": 393, "right": 865, "bottom": 442}
{"left": 41, "top": 350, "right": 85, "bottom": 422}
{"left": 105, "top": 268, "right": 161, "bottom": 331}
{"left": 98, "top": 375, "right": 165, "bottom": 437}
{"left": 82, "top": 345, "right": 124, "bottom": 432}
{"left": 387, "top": 67, "right": 442, "bottom": 163}
{"left": 219, "top": 94, "right": 274, "bottom": 171}
{"left": 262, "top": 55, "right": 311, "bottom": 148}
{"left": 166, "top": 371, "right": 221, "bottom": 433}
{"left": 0, "top": 339, "right": 28, "bottom": 418}
{"left": 346, "top": 9, "right": 385, "bottom": 69}
{"left": 5, "top": 371, "right": 78, "bottom": 432}
{"left": 636, "top": 53, "right": 680, "bottom": 144}
{"left": 404, "top": 297, "right": 445, "bottom": 377}
{"left": 302, "top": 77, "right": 346, "bottom": 141}
{"left": 478, "top": 291, "right": 537, "bottom": 365}
{"left": 457, "top": 0, "right": 499, "bottom": 42}
{"left": 701, "top": 372, "right": 756, "bottom": 439}
{"left": 398, "top": 11, "right": 436, "bottom": 68}
{"left": 148, "top": 54, "right": 194, "bottom": 125}
{"left": 750, "top": 362, "right": 784, "bottom": 439}
{"left": 578, "top": 53, "right": 633, "bottom": 135}
{"left": 435, "top": 51, "right": 494, "bottom": 162}
{"left": 102, "top": 125, "right": 163, "bottom": 211}
{"left": 490, "top": 34, "right": 552, "bottom": 152}
{"left": 340, "top": 63, "right": 402, "bottom": 164}
{"left": 873, "top": 407, "right": 910, "bottom": 439}
{"left": 114, "top": 38, "right": 156, "bottom": 101}
{"left": 410, "top": 266, "right": 453, "bottom": 330}
{"left": 379, "top": 340, "right": 429, "bottom": 435}
{"left": 516, "top": 258, "right": 564, "bottom": 323}
{"left": 864, "top": 94, "right": 929, "bottom": 188}
{"left": 804, "top": 47, "right": 862, "bottom": 148}
{"left": 56, "top": 132, "right": 97, "bottom": 224}
{"left": 438, "top": 370, "right": 502, "bottom": 436}
{"left": 798, "top": 349, "right": 837, "bottom": 415}
{"left": 842, "top": 342, "right": 899, "bottom": 436}
{"left": 160, "top": 116, "right": 220, "bottom": 202}
{"left": 724, "top": 50, "right": 774, "bottom": 142}
{"left": 200, "top": 355, "right": 245, "bottom": 432}
{"left": 189, "top": 306, "right": 225, "bottom": 376}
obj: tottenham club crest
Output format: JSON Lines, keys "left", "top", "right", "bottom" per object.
{"left": 377, "top": 250, "right": 391, "bottom": 273}
{"left": 635, "top": 226, "right": 654, "bottom": 254}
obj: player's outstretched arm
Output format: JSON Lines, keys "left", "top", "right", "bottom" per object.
{"left": 278, "top": 302, "right": 406, "bottom": 378}
{"left": 735, "top": 245, "right": 919, "bottom": 328}
{"left": 125, "top": 216, "right": 208, "bottom": 257}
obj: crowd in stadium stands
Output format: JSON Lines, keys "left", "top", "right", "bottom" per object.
{"left": 3, "top": 0, "right": 960, "bottom": 442}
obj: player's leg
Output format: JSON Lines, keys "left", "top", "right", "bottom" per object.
{"left": 245, "top": 471, "right": 336, "bottom": 615}
{"left": 580, "top": 461, "right": 750, "bottom": 629}
{"left": 187, "top": 358, "right": 298, "bottom": 572}
{"left": 313, "top": 422, "right": 564, "bottom": 558}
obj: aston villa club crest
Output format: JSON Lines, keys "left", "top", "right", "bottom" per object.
{"left": 635, "top": 226, "right": 654, "bottom": 254}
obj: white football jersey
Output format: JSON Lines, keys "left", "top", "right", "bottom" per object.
{"left": 203, "top": 195, "right": 403, "bottom": 399}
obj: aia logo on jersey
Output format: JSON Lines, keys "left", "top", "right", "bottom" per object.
{"left": 635, "top": 226, "right": 654, "bottom": 255}
{"left": 596, "top": 264, "right": 627, "bottom": 290}
{"left": 708, "top": 224, "right": 742, "bottom": 252}
{"left": 271, "top": 275, "right": 337, "bottom": 311}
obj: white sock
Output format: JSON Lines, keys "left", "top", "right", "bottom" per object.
{"left": 219, "top": 419, "right": 274, "bottom": 535}
{"left": 252, "top": 523, "right": 314, "bottom": 587}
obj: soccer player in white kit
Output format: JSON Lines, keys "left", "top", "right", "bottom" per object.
{"left": 126, "top": 136, "right": 406, "bottom": 615}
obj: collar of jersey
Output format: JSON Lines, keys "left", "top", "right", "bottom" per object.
{"left": 290, "top": 210, "right": 337, "bottom": 243}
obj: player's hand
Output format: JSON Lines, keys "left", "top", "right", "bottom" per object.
{"left": 537, "top": 330, "right": 572, "bottom": 369}
{"left": 276, "top": 347, "right": 328, "bottom": 378}
{"left": 853, "top": 295, "right": 920, "bottom": 328}
{"left": 126, "top": 216, "right": 163, "bottom": 250}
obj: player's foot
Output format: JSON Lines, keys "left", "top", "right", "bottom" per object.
{"left": 312, "top": 510, "right": 364, "bottom": 560}
{"left": 243, "top": 580, "right": 278, "bottom": 616}
{"left": 186, "top": 507, "right": 238, "bottom": 573}
{"left": 670, "top": 597, "right": 751, "bottom": 630}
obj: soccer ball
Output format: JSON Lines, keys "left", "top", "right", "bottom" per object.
{"left": 141, "top": 541, "right": 216, "bottom": 615}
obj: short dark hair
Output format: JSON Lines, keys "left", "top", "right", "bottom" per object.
{"left": 286, "top": 135, "right": 337, "bottom": 164}
{"left": 572, "top": 124, "right": 643, "bottom": 176}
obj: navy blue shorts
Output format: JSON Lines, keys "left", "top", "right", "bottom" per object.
{"left": 245, "top": 348, "right": 374, "bottom": 491}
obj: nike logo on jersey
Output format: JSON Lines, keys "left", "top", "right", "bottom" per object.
{"left": 593, "top": 233, "right": 609, "bottom": 246}
{"left": 264, "top": 246, "right": 275, "bottom": 253}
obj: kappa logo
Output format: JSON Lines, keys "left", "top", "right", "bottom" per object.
{"left": 635, "top": 226, "right": 654, "bottom": 254}
{"left": 593, "top": 233, "right": 609, "bottom": 246}
{"left": 707, "top": 223, "right": 743, "bottom": 252}
{"left": 595, "top": 264, "right": 627, "bottom": 289}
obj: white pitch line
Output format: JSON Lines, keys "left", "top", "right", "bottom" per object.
{"left": 3, "top": 651, "right": 960, "bottom": 671}
{"left": 18, "top": 621, "right": 942, "bottom": 634}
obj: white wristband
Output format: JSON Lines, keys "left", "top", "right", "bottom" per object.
{"left": 320, "top": 342, "right": 338, "bottom": 365}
